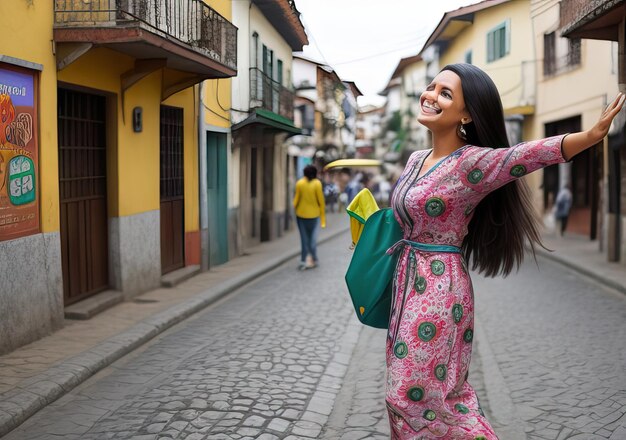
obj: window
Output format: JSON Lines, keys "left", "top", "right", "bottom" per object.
{"left": 544, "top": 32, "right": 556, "bottom": 75}
{"left": 277, "top": 59, "right": 283, "bottom": 85}
{"left": 567, "top": 38, "right": 581, "bottom": 66}
{"left": 262, "top": 45, "right": 273, "bottom": 78}
{"left": 465, "top": 50, "right": 472, "bottom": 64}
{"left": 543, "top": 32, "right": 581, "bottom": 76}
{"left": 487, "top": 20, "right": 510, "bottom": 62}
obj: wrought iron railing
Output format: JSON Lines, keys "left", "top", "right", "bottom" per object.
{"left": 544, "top": 39, "right": 581, "bottom": 77}
{"left": 54, "top": 0, "right": 237, "bottom": 70}
{"left": 250, "top": 68, "right": 294, "bottom": 120}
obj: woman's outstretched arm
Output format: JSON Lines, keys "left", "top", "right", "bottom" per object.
{"left": 562, "top": 93, "right": 625, "bottom": 161}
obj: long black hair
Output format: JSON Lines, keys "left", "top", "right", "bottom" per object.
{"left": 442, "top": 63, "right": 543, "bottom": 277}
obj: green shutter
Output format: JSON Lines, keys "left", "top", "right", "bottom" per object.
{"left": 505, "top": 19, "right": 511, "bottom": 56}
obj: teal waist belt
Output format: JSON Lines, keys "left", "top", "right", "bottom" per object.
{"left": 387, "top": 239, "right": 462, "bottom": 255}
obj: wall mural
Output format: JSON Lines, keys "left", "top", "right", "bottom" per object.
{"left": 0, "top": 64, "right": 39, "bottom": 241}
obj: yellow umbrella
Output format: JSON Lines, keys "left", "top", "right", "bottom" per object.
{"left": 346, "top": 188, "right": 379, "bottom": 246}
{"left": 323, "top": 158, "right": 382, "bottom": 171}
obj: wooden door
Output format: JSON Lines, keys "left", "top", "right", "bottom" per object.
{"left": 160, "top": 106, "right": 185, "bottom": 274}
{"left": 58, "top": 88, "right": 109, "bottom": 305}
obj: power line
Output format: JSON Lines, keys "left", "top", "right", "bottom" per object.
{"left": 331, "top": 41, "right": 426, "bottom": 66}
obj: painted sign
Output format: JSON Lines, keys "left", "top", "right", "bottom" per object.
{"left": 0, "top": 64, "right": 39, "bottom": 241}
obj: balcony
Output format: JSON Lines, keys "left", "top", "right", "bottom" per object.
{"left": 251, "top": 0, "right": 308, "bottom": 51}
{"left": 250, "top": 68, "right": 294, "bottom": 121}
{"left": 560, "top": 0, "right": 626, "bottom": 41}
{"left": 54, "top": 0, "right": 237, "bottom": 80}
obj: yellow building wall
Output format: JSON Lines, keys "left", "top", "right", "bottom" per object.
{"left": 0, "top": 0, "right": 59, "bottom": 233}
{"left": 58, "top": 48, "right": 202, "bottom": 234}
{"left": 531, "top": 3, "right": 618, "bottom": 139}
{"left": 203, "top": 78, "right": 231, "bottom": 128}
{"left": 529, "top": 1, "right": 618, "bottom": 214}
{"left": 58, "top": 48, "right": 161, "bottom": 218}
{"left": 439, "top": 0, "right": 534, "bottom": 113}
{"left": 204, "top": 0, "right": 232, "bottom": 128}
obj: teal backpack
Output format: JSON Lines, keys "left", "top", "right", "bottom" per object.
{"left": 345, "top": 208, "right": 403, "bottom": 329}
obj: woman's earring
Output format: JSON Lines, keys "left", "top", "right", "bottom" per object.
{"left": 457, "top": 123, "right": 468, "bottom": 141}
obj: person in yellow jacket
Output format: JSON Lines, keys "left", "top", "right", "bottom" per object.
{"left": 293, "top": 165, "right": 326, "bottom": 270}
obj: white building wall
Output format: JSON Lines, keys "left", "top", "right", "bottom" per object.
{"left": 249, "top": 6, "right": 294, "bottom": 80}
{"left": 231, "top": 0, "right": 251, "bottom": 125}
{"left": 293, "top": 57, "right": 318, "bottom": 90}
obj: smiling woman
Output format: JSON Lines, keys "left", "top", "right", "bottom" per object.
{"left": 382, "top": 63, "right": 624, "bottom": 439}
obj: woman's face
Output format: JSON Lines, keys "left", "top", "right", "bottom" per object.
{"left": 417, "top": 70, "right": 471, "bottom": 132}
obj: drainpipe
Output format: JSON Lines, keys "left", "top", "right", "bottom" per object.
{"left": 198, "top": 81, "right": 210, "bottom": 271}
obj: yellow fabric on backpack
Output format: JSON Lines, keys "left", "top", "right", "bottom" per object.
{"left": 346, "top": 188, "right": 379, "bottom": 245}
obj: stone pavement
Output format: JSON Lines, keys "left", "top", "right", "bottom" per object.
{"left": 0, "top": 213, "right": 349, "bottom": 437}
{"left": 535, "top": 231, "right": 626, "bottom": 296}
{"left": 1, "top": 210, "right": 625, "bottom": 438}
{"left": 3, "top": 230, "right": 362, "bottom": 439}
{"left": 471, "top": 253, "right": 626, "bottom": 440}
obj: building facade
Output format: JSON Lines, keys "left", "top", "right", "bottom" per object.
{"left": 0, "top": 0, "right": 237, "bottom": 354}
{"left": 559, "top": 0, "right": 626, "bottom": 263}
{"left": 230, "top": 0, "right": 307, "bottom": 252}
{"left": 531, "top": 0, "right": 619, "bottom": 245}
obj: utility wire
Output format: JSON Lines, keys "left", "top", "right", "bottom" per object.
{"left": 331, "top": 41, "right": 427, "bottom": 66}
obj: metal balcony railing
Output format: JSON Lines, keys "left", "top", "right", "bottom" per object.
{"left": 544, "top": 40, "right": 582, "bottom": 77}
{"left": 250, "top": 68, "right": 294, "bottom": 120}
{"left": 54, "top": 0, "right": 237, "bottom": 70}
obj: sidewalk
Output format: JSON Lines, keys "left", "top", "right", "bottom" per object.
{"left": 534, "top": 231, "right": 626, "bottom": 296}
{"left": 0, "top": 213, "right": 350, "bottom": 437}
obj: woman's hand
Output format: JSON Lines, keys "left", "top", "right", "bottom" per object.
{"left": 562, "top": 92, "right": 625, "bottom": 160}
{"left": 589, "top": 93, "right": 625, "bottom": 142}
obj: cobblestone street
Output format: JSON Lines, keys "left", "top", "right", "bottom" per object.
{"left": 471, "top": 256, "right": 626, "bottom": 440}
{"left": 3, "top": 236, "right": 626, "bottom": 439}
{"left": 4, "top": 237, "right": 362, "bottom": 440}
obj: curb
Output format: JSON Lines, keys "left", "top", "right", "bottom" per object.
{"left": 532, "top": 247, "right": 626, "bottom": 296}
{"left": 0, "top": 227, "right": 349, "bottom": 437}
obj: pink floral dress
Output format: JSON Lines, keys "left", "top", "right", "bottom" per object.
{"left": 387, "top": 136, "right": 567, "bottom": 439}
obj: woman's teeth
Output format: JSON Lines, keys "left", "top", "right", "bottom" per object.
{"left": 422, "top": 103, "right": 441, "bottom": 114}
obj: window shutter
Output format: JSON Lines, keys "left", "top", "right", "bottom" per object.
{"left": 505, "top": 19, "right": 511, "bottom": 55}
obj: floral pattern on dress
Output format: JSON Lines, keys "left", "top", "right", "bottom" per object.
{"left": 387, "top": 135, "right": 567, "bottom": 439}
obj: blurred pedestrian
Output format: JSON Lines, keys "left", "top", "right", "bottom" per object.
{"left": 384, "top": 62, "right": 624, "bottom": 438}
{"left": 323, "top": 176, "right": 339, "bottom": 213}
{"left": 373, "top": 175, "right": 392, "bottom": 207}
{"left": 345, "top": 172, "right": 363, "bottom": 204}
{"left": 555, "top": 184, "right": 573, "bottom": 236}
{"left": 293, "top": 165, "right": 326, "bottom": 270}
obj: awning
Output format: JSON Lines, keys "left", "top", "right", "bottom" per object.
{"left": 323, "top": 158, "right": 382, "bottom": 171}
{"left": 231, "top": 108, "right": 301, "bottom": 135}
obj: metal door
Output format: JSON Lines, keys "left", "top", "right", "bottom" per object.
{"left": 58, "top": 88, "right": 109, "bottom": 305}
{"left": 160, "top": 105, "right": 185, "bottom": 274}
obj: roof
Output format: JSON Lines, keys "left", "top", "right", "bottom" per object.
{"left": 419, "top": 0, "right": 510, "bottom": 53}
{"left": 294, "top": 54, "right": 336, "bottom": 74}
{"left": 252, "top": 0, "right": 309, "bottom": 51}
{"left": 358, "top": 104, "right": 385, "bottom": 115}
{"left": 344, "top": 81, "right": 363, "bottom": 97}
{"left": 379, "top": 76, "right": 401, "bottom": 96}
{"left": 293, "top": 54, "right": 359, "bottom": 93}
{"left": 560, "top": 0, "right": 626, "bottom": 41}
{"left": 390, "top": 54, "right": 423, "bottom": 79}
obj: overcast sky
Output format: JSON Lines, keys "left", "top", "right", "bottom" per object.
{"left": 294, "top": 0, "right": 483, "bottom": 106}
